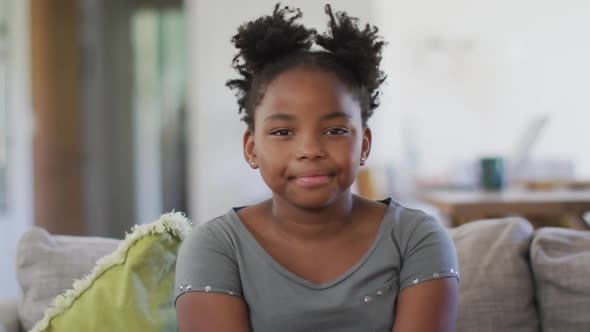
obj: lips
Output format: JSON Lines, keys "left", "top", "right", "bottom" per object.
{"left": 290, "top": 171, "right": 334, "bottom": 187}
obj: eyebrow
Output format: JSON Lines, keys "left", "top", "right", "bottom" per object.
{"left": 320, "top": 112, "right": 352, "bottom": 121}
{"left": 264, "top": 112, "right": 352, "bottom": 122}
{"left": 264, "top": 113, "right": 296, "bottom": 122}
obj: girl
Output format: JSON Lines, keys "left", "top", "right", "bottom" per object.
{"left": 175, "top": 4, "right": 459, "bottom": 332}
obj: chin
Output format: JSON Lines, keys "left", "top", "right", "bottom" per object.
{"left": 283, "top": 189, "right": 346, "bottom": 210}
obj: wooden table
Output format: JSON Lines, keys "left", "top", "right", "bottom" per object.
{"left": 418, "top": 188, "right": 590, "bottom": 229}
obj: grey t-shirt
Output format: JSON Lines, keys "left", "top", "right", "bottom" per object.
{"left": 175, "top": 199, "right": 459, "bottom": 332}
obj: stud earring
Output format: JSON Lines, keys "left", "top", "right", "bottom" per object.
{"left": 250, "top": 161, "right": 255, "bottom": 166}
{"left": 361, "top": 157, "right": 366, "bottom": 162}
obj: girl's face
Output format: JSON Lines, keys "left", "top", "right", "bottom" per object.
{"left": 244, "top": 67, "right": 372, "bottom": 209}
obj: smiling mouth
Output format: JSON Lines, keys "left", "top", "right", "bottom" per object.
{"left": 290, "top": 174, "right": 333, "bottom": 187}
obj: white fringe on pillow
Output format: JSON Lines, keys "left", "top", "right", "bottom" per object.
{"left": 30, "top": 212, "right": 192, "bottom": 332}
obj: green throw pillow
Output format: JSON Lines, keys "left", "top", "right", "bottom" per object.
{"left": 30, "top": 212, "right": 192, "bottom": 332}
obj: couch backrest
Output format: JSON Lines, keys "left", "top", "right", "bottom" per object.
{"left": 530, "top": 227, "right": 590, "bottom": 332}
{"left": 16, "top": 227, "right": 120, "bottom": 331}
{"left": 449, "top": 217, "right": 540, "bottom": 332}
{"left": 14, "top": 219, "right": 590, "bottom": 332}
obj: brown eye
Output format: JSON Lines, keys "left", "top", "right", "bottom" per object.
{"left": 325, "top": 128, "right": 349, "bottom": 135}
{"left": 270, "top": 129, "right": 293, "bottom": 136}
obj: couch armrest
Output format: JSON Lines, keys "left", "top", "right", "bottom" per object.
{"left": 0, "top": 298, "right": 20, "bottom": 332}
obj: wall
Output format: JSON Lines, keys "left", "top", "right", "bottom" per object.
{"left": 186, "top": 0, "right": 374, "bottom": 222}
{"left": 371, "top": 0, "right": 590, "bottom": 185}
{"left": 0, "top": 0, "right": 33, "bottom": 298}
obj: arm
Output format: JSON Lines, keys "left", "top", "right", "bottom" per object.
{"left": 391, "top": 213, "right": 460, "bottom": 332}
{"left": 176, "top": 292, "right": 250, "bottom": 332}
{"left": 392, "top": 277, "right": 458, "bottom": 332}
{"left": 175, "top": 222, "right": 248, "bottom": 332}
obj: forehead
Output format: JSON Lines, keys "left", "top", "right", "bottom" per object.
{"left": 256, "top": 67, "right": 362, "bottom": 122}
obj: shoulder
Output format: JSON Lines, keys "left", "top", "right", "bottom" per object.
{"left": 385, "top": 199, "right": 438, "bottom": 231}
{"left": 180, "top": 210, "right": 243, "bottom": 257}
{"left": 384, "top": 199, "right": 452, "bottom": 252}
{"left": 382, "top": 199, "right": 459, "bottom": 287}
{"left": 175, "top": 210, "right": 247, "bottom": 303}
{"left": 233, "top": 199, "right": 273, "bottom": 237}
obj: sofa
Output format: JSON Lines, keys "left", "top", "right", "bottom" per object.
{"left": 1, "top": 216, "right": 589, "bottom": 332}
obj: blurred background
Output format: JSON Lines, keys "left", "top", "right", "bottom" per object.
{"left": 1, "top": 0, "right": 589, "bottom": 297}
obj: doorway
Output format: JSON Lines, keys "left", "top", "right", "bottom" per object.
{"left": 81, "top": 0, "right": 187, "bottom": 237}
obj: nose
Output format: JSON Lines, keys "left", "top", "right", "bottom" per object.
{"left": 295, "top": 134, "right": 327, "bottom": 160}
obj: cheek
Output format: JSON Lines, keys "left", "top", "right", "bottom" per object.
{"left": 330, "top": 136, "right": 362, "bottom": 160}
{"left": 255, "top": 142, "right": 288, "bottom": 178}
{"left": 256, "top": 140, "right": 287, "bottom": 163}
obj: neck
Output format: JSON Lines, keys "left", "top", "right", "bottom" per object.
{"left": 268, "top": 193, "right": 358, "bottom": 242}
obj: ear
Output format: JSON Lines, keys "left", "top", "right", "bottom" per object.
{"left": 360, "top": 127, "right": 372, "bottom": 166}
{"left": 243, "top": 129, "right": 258, "bottom": 169}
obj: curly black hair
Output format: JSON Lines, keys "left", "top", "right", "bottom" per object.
{"left": 226, "top": 3, "right": 386, "bottom": 130}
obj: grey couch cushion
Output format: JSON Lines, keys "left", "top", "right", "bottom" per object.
{"left": 15, "top": 227, "right": 120, "bottom": 331}
{"left": 0, "top": 298, "right": 20, "bottom": 332}
{"left": 449, "top": 217, "right": 539, "bottom": 332}
{"left": 531, "top": 227, "right": 590, "bottom": 332}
